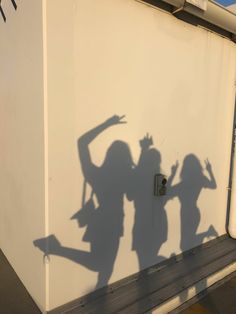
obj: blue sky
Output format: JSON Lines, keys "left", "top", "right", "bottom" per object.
{"left": 215, "top": 0, "right": 236, "bottom": 6}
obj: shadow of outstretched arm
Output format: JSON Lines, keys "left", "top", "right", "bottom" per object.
{"left": 78, "top": 115, "right": 126, "bottom": 183}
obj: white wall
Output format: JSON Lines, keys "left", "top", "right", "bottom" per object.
{"left": 45, "top": 0, "right": 236, "bottom": 310}
{"left": 0, "top": 0, "right": 46, "bottom": 312}
{"left": 0, "top": 0, "right": 235, "bottom": 312}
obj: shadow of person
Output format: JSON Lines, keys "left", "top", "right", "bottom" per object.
{"left": 129, "top": 134, "right": 178, "bottom": 271}
{"left": 171, "top": 154, "right": 218, "bottom": 252}
{"left": 125, "top": 134, "right": 177, "bottom": 313}
{"left": 169, "top": 154, "right": 218, "bottom": 302}
{"left": 34, "top": 115, "right": 134, "bottom": 290}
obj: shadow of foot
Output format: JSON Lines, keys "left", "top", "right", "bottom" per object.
{"left": 207, "top": 225, "right": 218, "bottom": 239}
{"left": 33, "top": 234, "right": 61, "bottom": 255}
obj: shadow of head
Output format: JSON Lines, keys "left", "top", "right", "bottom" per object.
{"left": 102, "top": 140, "right": 134, "bottom": 172}
{"left": 180, "top": 154, "right": 203, "bottom": 181}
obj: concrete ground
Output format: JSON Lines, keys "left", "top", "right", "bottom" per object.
{"left": 181, "top": 276, "right": 236, "bottom": 314}
{"left": 0, "top": 250, "right": 41, "bottom": 314}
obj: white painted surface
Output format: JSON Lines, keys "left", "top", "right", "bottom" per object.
{"left": 0, "top": 0, "right": 235, "bottom": 312}
{"left": 0, "top": 0, "right": 46, "bottom": 312}
{"left": 45, "top": 0, "right": 236, "bottom": 310}
{"left": 228, "top": 4, "right": 236, "bottom": 13}
{"left": 186, "top": 0, "right": 207, "bottom": 11}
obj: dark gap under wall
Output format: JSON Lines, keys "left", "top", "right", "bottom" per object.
{"left": 0, "top": 250, "right": 41, "bottom": 313}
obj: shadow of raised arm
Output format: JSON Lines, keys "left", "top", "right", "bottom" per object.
{"left": 204, "top": 159, "right": 217, "bottom": 189}
{"left": 78, "top": 115, "right": 126, "bottom": 182}
{"left": 167, "top": 160, "right": 179, "bottom": 189}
